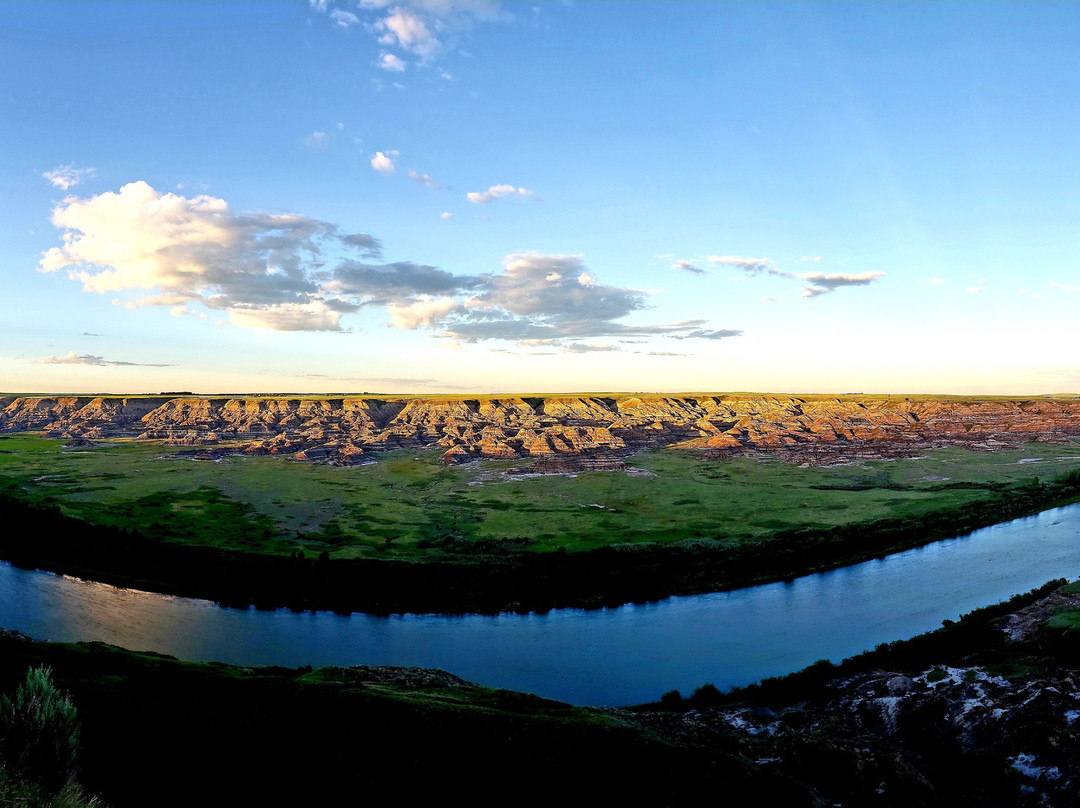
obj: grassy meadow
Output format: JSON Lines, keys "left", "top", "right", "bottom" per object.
{"left": 4, "top": 433, "right": 1080, "bottom": 561}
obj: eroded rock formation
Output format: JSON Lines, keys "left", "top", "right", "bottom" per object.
{"left": 3, "top": 393, "right": 1080, "bottom": 466}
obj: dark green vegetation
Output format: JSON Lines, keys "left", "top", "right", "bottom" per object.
{"left": 4, "top": 435, "right": 1080, "bottom": 611}
{"left": 6, "top": 435, "right": 1080, "bottom": 559}
{"left": 0, "top": 665, "right": 101, "bottom": 808}
{"left": 0, "top": 633, "right": 809, "bottom": 807}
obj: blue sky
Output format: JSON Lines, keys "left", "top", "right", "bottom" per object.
{"left": 3, "top": 0, "right": 1079, "bottom": 394}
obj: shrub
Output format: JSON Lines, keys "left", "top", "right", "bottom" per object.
{"left": 660, "top": 690, "right": 683, "bottom": 706}
{"left": 0, "top": 666, "right": 81, "bottom": 793}
{"left": 690, "top": 683, "right": 722, "bottom": 705}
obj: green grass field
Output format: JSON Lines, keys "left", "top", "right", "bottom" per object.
{"left": 4, "top": 433, "right": 1080, "bottom": 562}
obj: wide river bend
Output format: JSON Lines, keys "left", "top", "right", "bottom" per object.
{"left": 3, "top": 504, "right": 1080, "bottom": 706}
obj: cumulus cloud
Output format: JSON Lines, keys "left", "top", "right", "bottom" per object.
{"left": 387, "top": 295, "right": 460, "bottom": 329}
{"left": 303, "top": 131, "right": 329, "bottom": 148}
{"left": 440, "top": 212, "right": 453, "bottom": 220}
{"left": 328, "top": 260, "right": 481, "bottom": 302}
{"left": 380, "top": 52, "right": 406, "bottom": 72}
{"left": 407, "top": 169, "right": 440, "bottom": 189}
{"left": 43, "top": 164, "right": 96, "bottom": 190}
{"left": 37, "top": 351, "right": 172, "bottom": 367}
{"left": 370, "top": 150, "right": 399, "bottom": 173}
{"left": 797, "top": 271, "right": 885, "bottom": 298}
{"left": 39, "top": 181, "right": 381, "bottom": 332}
{"left": 435, "top": 253, "right": 740, "bottom": 343}
{"left": 376, "top": 6, "right": 440, "bottom": 60}
{"left": 39, "top": 183, "right": 741, "bottom": 344}
{"left": 466, "top": 184, "right": 535, "bottom": 204}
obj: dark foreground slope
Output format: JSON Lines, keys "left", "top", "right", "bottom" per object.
{"left": 5, "top": 580, "right": 1080, "bottom": 807}
{"left": 0, "top": 632, "right": 810, "bottom": 808}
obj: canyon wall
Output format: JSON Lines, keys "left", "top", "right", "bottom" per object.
{"left": 3, "top": 394, "right": 1080, "bottom": 466}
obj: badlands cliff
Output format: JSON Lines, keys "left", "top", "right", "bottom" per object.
{"left": 3, "top": 393, "right": 1080, "bottom": 466}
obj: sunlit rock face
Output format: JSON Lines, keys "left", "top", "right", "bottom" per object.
{"left": 3, "top": 394, "right": 1080, "bottom": 466}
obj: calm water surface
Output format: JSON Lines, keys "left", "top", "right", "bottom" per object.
{"left": 3, "top": 504, "right": 1080, "bottom": 706}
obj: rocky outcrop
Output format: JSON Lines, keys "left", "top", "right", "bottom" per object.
{"left": 660, "top": 582, "right": 1080, "bottom": 807}
{"left": 3, "top": 393, "right": 1080, "bottom": 466}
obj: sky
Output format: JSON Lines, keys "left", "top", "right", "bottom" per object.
{"left": 2, "top": 0, "right": 1079, "bottom": 396}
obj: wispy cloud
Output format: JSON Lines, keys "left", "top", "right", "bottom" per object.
{"left": 562, "top": 343, "right": 621, "bottom": 353}
{"left": 800, "top": 255, "right": 822, "bottom": 263}
{"left": 311, "top": 0, "right": 508, "bottom": 70}
{"left": 37, "top": 351, "right": 173, "bottom": 367}
{"left": 1051, "top": 281, "right": 1079, "bottom": 293}
{"left": 705, "top": 255, "right": 784, "bottom": 275}
{"left": 466, "top": 184, "right": 536, "bottom": 204}
{"left": 43, "top": 164, "right": 96, "bottom": 190}
{"left": 407, "top": 169, "right": 440, "bottom": 189}
{"left": 670, "top": 259, "right": 705, "bottom": 275}
{"left": 303, "top": 131, "right": 330, "bottom": 149}
{"left": 798, "top": 271, "right": 884, "bottom": 298}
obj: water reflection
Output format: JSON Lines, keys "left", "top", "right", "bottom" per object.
{"left": 2, "top": 504, "right": 1079, "bottom": 706}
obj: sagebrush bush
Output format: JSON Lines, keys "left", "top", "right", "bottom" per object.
{"left": 0, "top": 666, "right": 81, "bottom": 793}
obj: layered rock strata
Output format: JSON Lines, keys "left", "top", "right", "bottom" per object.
{"left": 2, "top": 394, "right": 1080, "bottom": 466}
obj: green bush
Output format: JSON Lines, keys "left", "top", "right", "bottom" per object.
{"left": 0, "top": 666, "right": 81, "bottom": 793}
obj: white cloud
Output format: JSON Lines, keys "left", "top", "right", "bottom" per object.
{"left": 377, "top": 6, "right": 440, "bottom": 60}
{"left": 466, "top": 184, "right": 535, "bottom": 204}
{"left": 798, "top": 271, "right": 884, "bottom": 298}
{"left": 562, "top": 343, "right": 620, "bottom": 354}
{"left": 440, "top": 212, "right": 453, "bottom": 220}
{"left": 43, "top": 164, "right": 96, "bottom": 190}
{"left": 1051, "top": 281, "right": 1079, "bottom": 293}
{"left": 407, "top": 169, "right": 440, "bottom": 189}
{"left": 380, "top": 52, "right": 406, "bottom": 72}
{"left": 38, "top": 181, "right": 381, "bottom": 332}
{"left": 386, "top": 295, "right": 461, "bottom": 329}
{"left": 370, "top": 150, "right": 399, "bottom": 173}
{"left": 39, "top": 183, "right": 742, "bottom": 345}
{"left": 303, "top": 131, "right": 329, "bottom": 148}
{"left": 705, "top": 255, "right": 781, "bottom": 275}
{"left": 313, "top": 0, "right": 507, "bottom": 70}
{"left": 329, "top": 8, "right": 360, "bottom": 27}
{"left": 800, "top": 255, "right": 822, "bottom": 263}
{"left": 670, "top": 259, "right": 705, "bottom": 275}
{"left": 36, "top": 350, "right": 172, "bottom": 367}
{"left": 438, "top": 253, "right": 741, "bottom": 342}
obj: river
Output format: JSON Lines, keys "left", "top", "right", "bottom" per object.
{"left": 2, "top": 503, "right": 1079, "bottom": 706}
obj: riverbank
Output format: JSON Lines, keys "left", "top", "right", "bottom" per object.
{"left": 5, "top": 578, "right": 1080, "bottom": 806}
{"left": 3, "top": 468, "right": 1080, "bottom": 614}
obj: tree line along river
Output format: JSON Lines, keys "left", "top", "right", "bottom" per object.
{"left": 2, "top": 503, "right": 1079, "bottom": 706}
